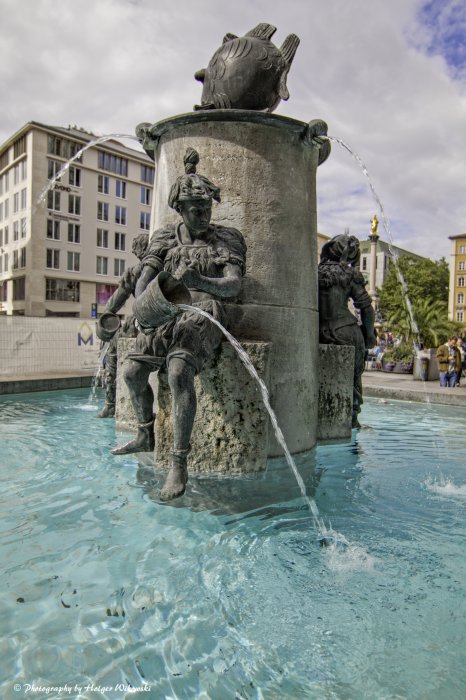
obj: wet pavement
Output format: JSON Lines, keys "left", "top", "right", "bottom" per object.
{"left": 362, "top": 369, "right": 466, "bottom": 406}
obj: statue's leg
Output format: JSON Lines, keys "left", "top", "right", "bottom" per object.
{"left": 111, "top": 359, "right": 155, "bottom": 455}
{"left": 352, "top": 339, "right": 366, "bottom": 429}
{"left": 98, "top": 341, "right": 117, "bottom": 418}
{"left": 160, "top": 357, "right": 196, "bottom": 501}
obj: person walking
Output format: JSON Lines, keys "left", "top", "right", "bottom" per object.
{"left": 436, "top": 336, "right": 461, "bottom": 388}
{"left": 456, "top": 337, "right": 465, "bottom": 387}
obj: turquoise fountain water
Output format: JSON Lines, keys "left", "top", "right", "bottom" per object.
{"left": 1, "top": 389, "right": 465, "bottom": 699}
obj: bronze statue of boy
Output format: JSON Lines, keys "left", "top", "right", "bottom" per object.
{"left": 112, "top": 148, "right": 246, "bottom": 501}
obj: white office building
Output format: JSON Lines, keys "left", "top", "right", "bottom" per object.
{"left": 0, "top": 122, "right": 154, "bottom": 317}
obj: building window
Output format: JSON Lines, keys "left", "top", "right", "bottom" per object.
{"left": 141, "top": 165, "right": 155, "bottom": 183}
{"left": 4, "top": 199, "right": 8, "bottom": 217}
{"left": 114, "top": 232, "right": 126, "bottom": 251}
{"left": 97, "top": 201, "right": 109, "bottom": 221}
{"left": 13, "top": 221, "right": 19, "bottom": 241}
{"left": 68, "top": 223, "right": 80, "bottom": 243}
{"left": 14, "top": 164, "right": 20, "bottom": 185}
{"left": 0, "top": 151, "right": 9, "bottom": 171}
{"left": 96, "top": 256, "right": 108, "bottom": 275}
{"left": 140, "top": 211, "right": 150, "bottom": 230}
{"left": 140, "top": 186, "right": 151, "bottom": 205}
{"left": 0, "top": 228, "right": 2, "bottom": 246}
{"left": 114, "top": 258, "right": 125, "bottom": 276}
{"left": 47, "top": 159, "right": 62, "bottom": 180}
{"left": 3, "top": 253, "right": 8, "bottom": 272}
{"left": 98, "top": 151, "right": 128, "bottom": 176}
{"left": 46, "top": 278, "right": 80, "bottom": 302}
{"left": 459, "top": 245, "right": 466, "bottom": 254}
{"left": 98, "top": 174, "right": 109, "bottom": 194}
{"left": 48, "top": 135, "right": 62, "bottom": 156}
{"left": 13, "top": 276, "right": 26, "bottom": 301}
{"left": 459, "top": 261, "right": 465, "bottom": 271}
{"left": 457, "top": 292, "right": 464, "bottom": 305}
{"left": 20, "top": 218, "right": 26, "bottom": 238}
{"left": 68, "top": 194, "right": 81, "bottom": 215}
{"left": 4, "top": 225, "right": 8, "bottom": 244}
{"left": 12, "top": 245, "right": 25, "bottom": 269}
{"left": 20, "top": 188, "right": 27, "bottom": 210}
{"left": 13, "top": 193, "right": 19, "bottom": 213}
{"left": 67, "top": 251, "right": 80, "bottom": 272}
{"left": 21, "top": 160, "right": 27, "bottom": 180}
{"left": 115, "top": 206, "right": 126, "bottom": 225}
{"left": 96, "top": 283, "right": 117, "bottom": 305}
{"left": 0, "top": 281, "right": 7, "bottom": 302}
{"left": 457, "top": 311, "right": 464, "bottom": 322}
{"left": 13, "top": 136, "right": 27, "bottom": 158}
{"left": 0, "top": 203, "right": 3, "bottom": 221}
{"left": 361, "top": 256, "right": 367, "bottom": 271}
{"left": 97, "top": 228, "right": 108, "bottom": 248}
{"left": 47, "top": 136, "right": 82, "bottom": 161}
{"left": 46, "top": 249, "right": 60, "bottom": 269}
{"left": 458, "top": 277, "right": 465, "bottom": 287}
{"left": 116, "top": 180, "right": 126, "bottom": 199}
{"left": 47, "top": 190, "right": 61, "bottom": 211}
{"left": 47, "top": 219, "right": 60, "bottom": 240}
{"left": 69, "top": 167, "right": 81, "bottom": 187}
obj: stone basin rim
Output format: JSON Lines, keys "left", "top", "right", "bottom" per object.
{"left": 136, "top": 110, "right": 330, "bottom": 163}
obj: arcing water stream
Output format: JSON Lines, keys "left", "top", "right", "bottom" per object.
{"left": 178, "top": 304, "right": 335, "bottom": 544}
{"left": 326, "top": 135, "right": 421, "bottom": 344}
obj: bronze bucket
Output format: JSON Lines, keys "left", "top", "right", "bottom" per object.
{"left": 96, "top": 311, "right": 121, "bottom": 342}
{"left": 133, "top": 271, "right": 192, "bottom": 331}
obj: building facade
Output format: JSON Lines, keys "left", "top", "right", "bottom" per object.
{"left": 0, "top": 122, "right": 154, "bottom": 317}
{"left": 358, "top": 237, "right": 424, "bottom": 290}
{"left": 448, "top": 233, "right": 466, "bottom": 323}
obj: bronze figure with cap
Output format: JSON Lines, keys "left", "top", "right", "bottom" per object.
{"left": 112, "top": 147, "right": 247, "bottom": 501}
{"left": 318, "top": 234, "right": 376, "bottom": 429}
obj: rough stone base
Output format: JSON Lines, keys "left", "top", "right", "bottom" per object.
{"left": 317, "top": 344, "right": 354, "bottom": 443}
{"left": 115, "top": 338, "right": 271, "bottom": 474}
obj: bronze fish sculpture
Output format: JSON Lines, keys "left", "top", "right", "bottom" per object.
{"left": 194, "top": 23, "right": 300, "bottom": 112}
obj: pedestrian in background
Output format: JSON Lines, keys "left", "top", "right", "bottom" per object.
{"left": 456, "top": 337, "right": 465, "bottom": 387}
{"left": 436, "top": 336, "right": 461, "bottom": 388}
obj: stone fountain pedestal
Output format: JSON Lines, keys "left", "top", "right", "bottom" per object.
{"left": 134, "top": 110, "right": 330, "bottom": 461}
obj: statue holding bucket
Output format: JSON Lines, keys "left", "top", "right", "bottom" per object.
{"left": 112, "top": 147, "right": 247, "bottom": 501}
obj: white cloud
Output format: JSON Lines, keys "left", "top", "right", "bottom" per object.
{"left": 1, "top": 0, "right": 465, "bottom": 259}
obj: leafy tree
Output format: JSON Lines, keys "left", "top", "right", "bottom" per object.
{"left": 378, "top": 255, "right": 449, "bottom": 323}
{"left": 377, "top": 255, "right": 457, "bottom": 345}
{"left": 384, "top": 297, "right": 456, "bottom": 348}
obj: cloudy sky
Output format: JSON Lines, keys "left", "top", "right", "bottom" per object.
{"left": 1, "top": 0, "right": 465, "bottom": 260}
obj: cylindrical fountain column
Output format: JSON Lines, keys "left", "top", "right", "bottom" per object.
{"left": 141, "top": 110, "right": 329, "bottom": 456}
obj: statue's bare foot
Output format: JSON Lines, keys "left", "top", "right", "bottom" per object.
{"left": 97, "top": 403, "right": 115, "bottom": 418}
{"left": 160, "top": 465, "right": 188, "bottom": 501}
{"left": 111, "top": 419, "right": 155, "bottom": 455}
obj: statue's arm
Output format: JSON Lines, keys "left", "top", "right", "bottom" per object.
{"left": 134, "top": 263, "right": 162, "bottom": 298}
{"left": 179, "top": 262, "right": 243, "bottom": 298}
{"left": 105, "top": 274, "right": 132, "bottom": 314}
{"left": 352, "top": 283, "right": 376, "bottom": 348}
